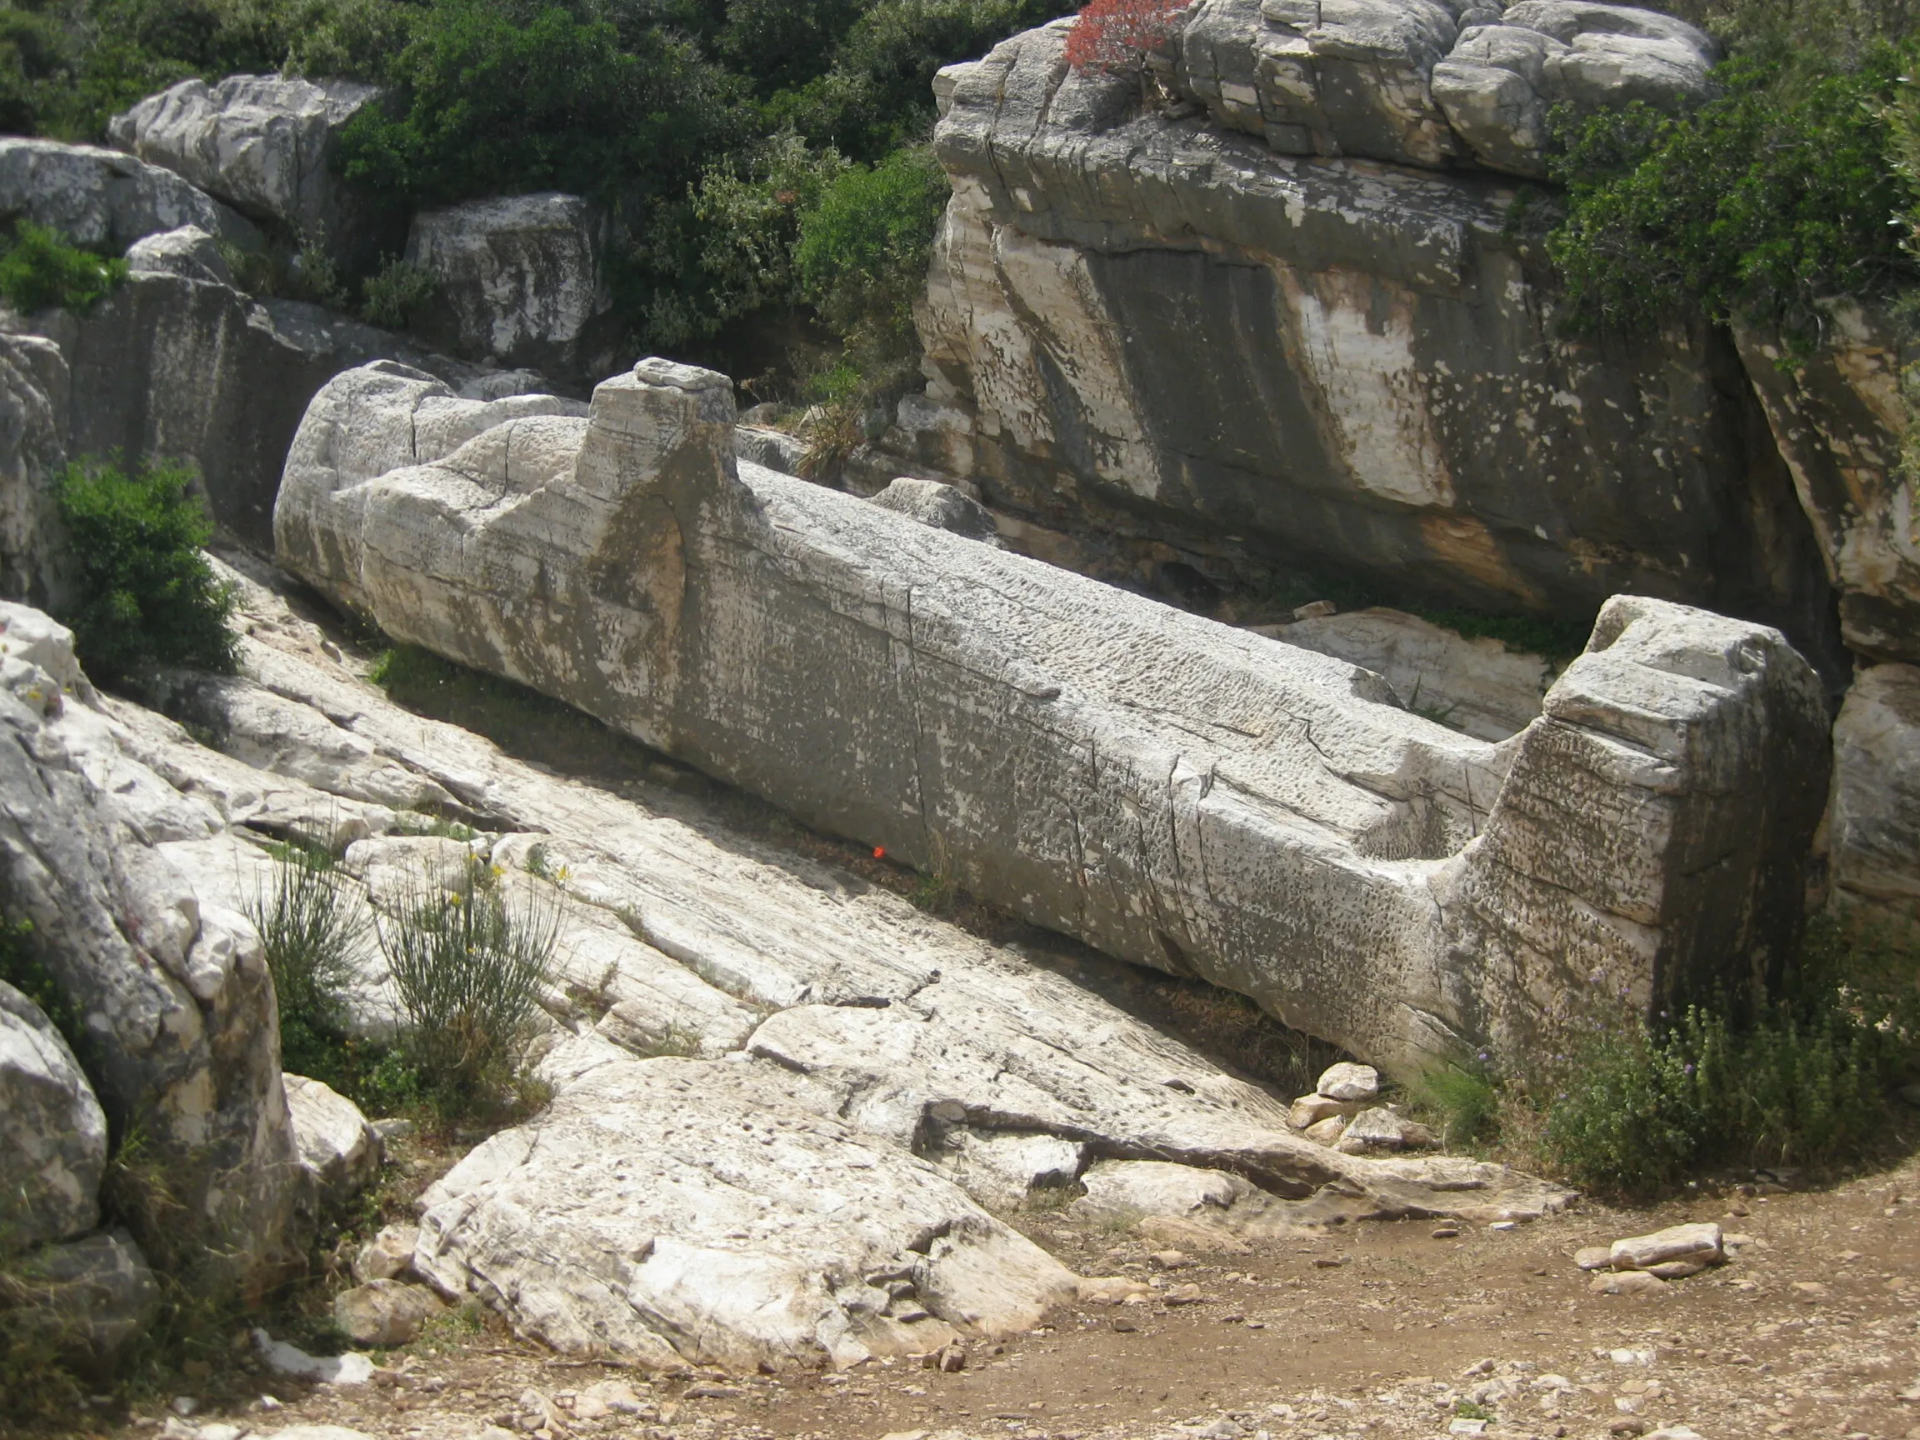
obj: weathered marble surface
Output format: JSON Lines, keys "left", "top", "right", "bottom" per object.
{"left": 1828, "top": 663, "right": 1920, "bottom": 927}
{"left": 0, "top": 604, "right": 296, "bottom": 1286}
{"left": 1734, "top": 306, "right": 1920, "bottom": 668}
{"left": 275, "top": 359, "right": 1830, "bottom": 1085}
{"left": 109, "top": 551, "right": 1574, "bottom": 1368}
{"left": 109, "top": 75, "right": 383, "bottom": 254}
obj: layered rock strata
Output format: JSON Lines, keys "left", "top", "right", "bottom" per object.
{"left": 903, "top": 23, "right": 1833, "bottom": 668}
{"left": 276, "top": 358, "right": 1830, "bottom": 1079}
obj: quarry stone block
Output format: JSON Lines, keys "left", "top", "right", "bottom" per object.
{"left": 276, "top": 359, "right": 1831, "bottom": 1083}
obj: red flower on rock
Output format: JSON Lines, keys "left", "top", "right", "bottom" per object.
{"left": 1063, "top": 0, "right": 1189, "bottom": 76}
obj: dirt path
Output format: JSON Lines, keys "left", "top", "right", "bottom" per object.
{"left": 134, "top": 1159, "right": 1920, "bottom": 1440}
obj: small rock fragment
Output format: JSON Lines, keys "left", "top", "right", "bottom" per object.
{"left": 351, "top": 1224, "right": 419, "bottom": 1285}
{"left": 1609, "top": 1222, "right": 1723, "bottom": 1272}
{"left": 1287, "top": 1093, "right": 1353, "bottom": 1129}
{"left": 1590, "top": 1271, "right": 1667, "bottom": 1297}
{"left": 1432, "top": 1226, "right": 1461, "bottom": 1239}
{"left": 1575, "top": 1246, "right": 1614, "bottom": 1270}
{"left": 1079, "top": 1275, "right": 1152, "bottom": 1305}
{"left": 1316, "top": 1062, "right": 1380, "bottom": 1102}
{"left": 333, "top": 1280, "right": 440, "bottom": 1347}
{"left": 1303, "top": 1115, "right": 1347, "bottom": 1144}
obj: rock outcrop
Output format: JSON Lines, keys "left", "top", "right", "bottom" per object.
{"left": 108, "top": 76, "right": 385, "bottom": 256}
{"left": 0, "top": 331, "right": 72, "bottom": 610}
{"left": 1270, "top": 608, "right": 1557, "bottom": 741}
{"left": 1828, "top": 663, "right": 1920, "bottom": 927}
{"left": 10, "top": 239, "right": 553, "bottom": 549}
{"left": 0, "top": 980, "right": 109, "bottom": 1250}
{"left": 405, "top": 193, "right": 615, "bottom": 379}
{"left": 275, "top": 358, "right": 1830, "bottom": 1080}
{"left": 903, "top": 22, "right": 1833, "bottom": 671}
{"left": 0, "top": 137, "right": 260, "bottom": 252}
{"left": 1733, "top": 305, "right": 1919, "bottom": 668}
{"left": 0, "top": 603, "right": 297, "bottom": 1289}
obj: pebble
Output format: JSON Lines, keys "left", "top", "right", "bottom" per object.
{"left": 1431, "top": 1226, "right": 1461, "bottom": 1239}
{"left": 1590, "top": 1271, "right": 1667, "bottom": 1297}
{"left": 1576, "top": 1246, "right": 1614, "bottom": 1270}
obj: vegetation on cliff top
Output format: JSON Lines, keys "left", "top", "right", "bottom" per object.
{"left": 1545, "top": 0, "right": 1920, "bottom": 351}
{"left": 0, "top": 0, "right": 1074, "bottom": 434}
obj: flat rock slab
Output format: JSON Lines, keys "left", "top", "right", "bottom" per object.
{"left": 413, "top": 1056, "right": 1080, "bottom": 1370}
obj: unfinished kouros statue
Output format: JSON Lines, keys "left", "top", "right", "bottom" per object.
{"left": 277, "top": 358, "right": 1830, "bottom": 1081}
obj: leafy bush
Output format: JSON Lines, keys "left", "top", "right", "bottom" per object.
{"left": 1533, "top": 915, "right": 1919, "bottom": 1198}
{"left": 1545, "top": 43, "right": 1919, "bottom": 347}
{"left": 375, "top": 855, "right": 560, "bottom": 1117}
{"left": 360, "top": 256, "right": 438, "bottom": 329}
{"left": 248, "top": 842, "right": 369, "bottom": 1086}
{"left": 1063, "top": 0, "right": 1185, "bottom": 75}
{"left": 0, "top": 221, "right": 127, "bottom": 314}
{"left": 335, "top": 0, "right": 742, "bottom": 209}
{"left": 54, "top": 457, "right": 238, "bottom": 689}
{"left": 796, "top": 143, "right": 948, "bottom": 335}
{"left": 1407, "top": 1055, "right": 1502, "bottom": 1150}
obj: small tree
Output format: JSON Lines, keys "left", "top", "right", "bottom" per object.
{"left": 1063, "top": 0, "right": 1188, "bottom": 76}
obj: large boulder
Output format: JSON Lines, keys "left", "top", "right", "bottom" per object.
{"left": 276, "top": 359, "right": 1830, "bottom": 1080}
{"left": 108, "top": 75, "right": 384, "bottom": 256}
{"left": 404, "top": 193, "right": 614, "bottom": 379}
{"left": 906, "top": 25, "right": 1835, "bottom": 676}
{"left": 1175, "top": 0, "right": 1716, "bottom": 176}
{"left": 1828, "top": 663, "right": 1920, "bottom": 926}
{"left": 124, "top": 224, "right": 234, "bottom": 286}
{"left": 1733, "top": 304, "right": 1920, "bottom": 667}
{"left": 15, "top": 1228, "right": 161, "bottom": 1371}
{"left": 13, "top": 245, "right": 558, "bottom": 549}
{"left": 0, "top": 332, "right": 72, "bottom": 611}
{"left": 0, "top": 137, "right": 260, "bottom": 252}
{"left": 0, "top": 981, "right": 109, "bottom": 1251}
{"left": 0, "top": 603, "right": 296, "bottom": 1288}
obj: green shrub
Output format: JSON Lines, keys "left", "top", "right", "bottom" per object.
{"left": 54, "top": 457, "right": 238, "bottom": 689}
{"left": 1545, "top": 43, "right": 1918, "bottom": 348}
{"left": 360, "top": 256, "right": 438, "bottom": 330}
{"left": 375, "top": 855, "right": 560, "bottom": 1118}
{"left": 1408, "top": 1055, "right": 1502, "bottom": 1150}
{"left": 247, "top": 842, "right": 369, "bottom": 1086}
{"left": 335, "top": 0, "right": 741, "bottom": 209}
{"left": 0, "top": 221, "right": 127, "bottom": 314}
{"left": 1534, "top": 914, "right": 1918, "bottom": 1198}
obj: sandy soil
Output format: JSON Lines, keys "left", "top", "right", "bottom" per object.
{"left": 116, "top": 1152, "right": 1920, "bottom": 1440}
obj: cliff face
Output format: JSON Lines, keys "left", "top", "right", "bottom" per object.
{"left": 904, "top": 20, "right": 1838, "bottom": 671}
